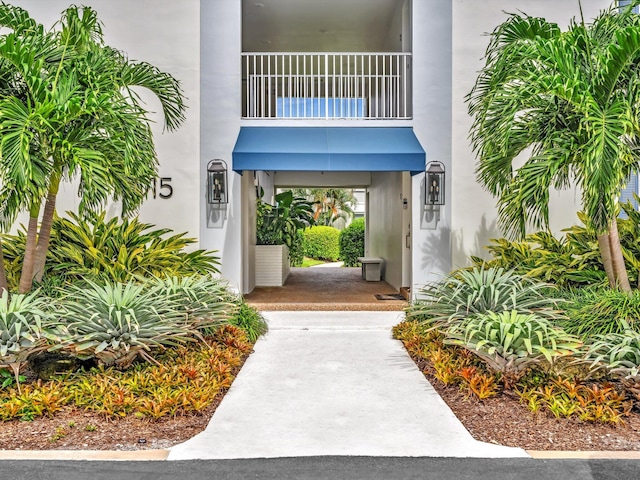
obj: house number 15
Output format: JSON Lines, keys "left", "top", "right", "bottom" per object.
{"left": 152, "top": 177, "right": 173, "bottom": 199}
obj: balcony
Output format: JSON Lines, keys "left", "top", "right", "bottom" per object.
{"left": 242, "top": 53, "right": 412, "bottom": 120}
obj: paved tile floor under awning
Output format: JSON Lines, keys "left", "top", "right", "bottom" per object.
{"left": 244, "top": 267, "right": 407, "bottom": 311}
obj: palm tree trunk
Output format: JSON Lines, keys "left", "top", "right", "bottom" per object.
{"left": 33, "top": 192, "right": 57, "bottom": 282}
{"left": 33, "top": 166, "right": 61, "bottom": 283}
{"left": 18, "top": 214, "right": 39, "bottom": 294}
{"left": 597, "top": 233, "right": 616, "bottom": 288}
{"left": 0, "top": 239, "right": 8, "bottom": 294}
{"left": 608, "top": 219, "right": 631, "bottom": 292}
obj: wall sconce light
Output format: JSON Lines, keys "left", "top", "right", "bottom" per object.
{"left": 425, "top": 161, "right": 445, "bottom": 206}
{"left": 207, "top": 159, "right": 228, "bottom": 204}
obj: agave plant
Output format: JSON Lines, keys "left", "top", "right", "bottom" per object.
{"left": 445, "top": 310, "right": 581, "bottom": 389}
{"left": 59, "top": 280, "right": 194, "bottom": 368}
{"left": 408, "top": 267, "right": 565, "bottom": 328}
{"left": 0, "top": 290, "right": 57, "bottom": 390}
{"left": 146, "top": 275, "right": 238, "bottom": 330}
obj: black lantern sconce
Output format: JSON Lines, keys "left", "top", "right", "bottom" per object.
{"left": 425, "top": 161, "right": 445, "bottom": 206}
{"left": 207, "top": 159, "right": 228, "bottom": 204}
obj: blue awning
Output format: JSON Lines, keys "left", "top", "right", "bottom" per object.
{"left": 232, "top": 127, "right": 425, "bottom": 175}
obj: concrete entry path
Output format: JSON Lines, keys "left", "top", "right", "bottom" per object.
{"left": 168, "top": 311, "right": 527, "bottom": 459}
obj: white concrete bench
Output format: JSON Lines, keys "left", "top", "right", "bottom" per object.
{"left": 357, "top": 257, "right": 384, "bottom": 281}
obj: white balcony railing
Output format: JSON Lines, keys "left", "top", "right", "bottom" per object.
{"left": 242, "top": 53, "right": 412, "bottom": 119}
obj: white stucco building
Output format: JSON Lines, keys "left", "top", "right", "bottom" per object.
{"left": 10, "top": 0, "right": 617, "bottom": 295}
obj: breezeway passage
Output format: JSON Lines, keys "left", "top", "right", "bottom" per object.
{"left": 168, "top": 311, "right": 527, "bottom": 459}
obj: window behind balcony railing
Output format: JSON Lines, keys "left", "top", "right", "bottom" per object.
{"left": 242, "top": 53, "right": 412, "bottom": 119}
{"left": 619, "top": 0, "right": 640, "bottom": 13}
{"left": 619, "top": 1, "right": 640, "bottom": 215}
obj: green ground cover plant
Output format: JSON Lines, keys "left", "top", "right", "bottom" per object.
{"left": 227, "top": 298, "right": 268, "bottom": 343}
{"left": 0, "top": 324, "right": 252, "bottom": 421}
{"left": 561, "top": 288, "right": 640, "bottom": 337}
{"left": 402, "top": 266, "right": 640, "bottom": 424}
{"left": 301, "top": 257, "right": 325, "bottom": 268}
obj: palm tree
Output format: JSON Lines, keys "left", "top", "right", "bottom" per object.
{"left": 467, "top": 0, "right": 640, "bottom": 291}
{"left": 0, "top": 5, "right": 186, "bottom": 293}
{"left": 294, "top": 188, "right": 357, "bottom": 228}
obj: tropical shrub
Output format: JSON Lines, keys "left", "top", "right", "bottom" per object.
{"left": 0, "top": 4, "right": 186, "bottom": 294}
{"left": 227, "top": 298, "right": 268, "bottom": 342}
{"left": 561, "top": 288, "right": 640, "bottom": 338}
{"left": 146, "top": 276, "right": 236, "bottom": 331}
{"left": 256, "top": 191, "right": 314, "bottom": 247}
{"left": 393, "top": 320, "right": 499, "bottom": 400}
{"left": 288, "top": 230, "right": 305, "bottom": 267}
{"left": 58, "top": 281, "right": 194, "bottom": 368}
{"left": 445, "top": 310, "right": 582, "bottom": 389}
{"left": 303, "top": 226, "right": 340, "bottom": 261}
{"left": 0, "top": 324, "right": 253, "bottom": 421}
{"left": 0, "top": 290, "right": 57, "bottom": 388}
{"left": 407, "top": 267, "right": 565, "bottom": 328}
{"left": 339, "top": 218, "right": 365, "bottom": 267}
{"left": 2, "top": 212, "right": 221, "bottom": 288}
{"left": 472, "top": 204, "right": 640, "bottom": 289}
{"left": 580, "top": 327, "right": 640, "bottom": 378}
{"left": 517, "top": 377, "right": 632, "bottom": 424}
{"left": 471, "top": 224, "right": 607, "bottom": 288}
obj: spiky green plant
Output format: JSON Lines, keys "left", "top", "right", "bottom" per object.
{"left": 227, "top": 298, "right": 268, "bottom": 342}
{"left": 0, "top": 290, "right": 57, "bottom": 389}
{"left": 581, "top": 325, "right": 640, "bottom": 378}
{"left": 146, "top": 275, "right": 237, "bottom": 330}
{"left": 58, "top": 280, "right": 193, "bottom": 368}
{"left": 408, "top": 267, "right": 565, "bottom": 328}
{"left": 445, "top": 310, "right": 581, "bottom": 388}
{"left": 561, "top": 288, "right": 640, "bottom": 338}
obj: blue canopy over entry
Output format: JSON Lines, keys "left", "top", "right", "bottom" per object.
{"left": 232, "top": 127, "right": 425, "bottom": 175}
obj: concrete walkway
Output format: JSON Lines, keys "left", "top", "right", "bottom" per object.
{"left": 168, "top": 311, "right": 527, "bottom": 460}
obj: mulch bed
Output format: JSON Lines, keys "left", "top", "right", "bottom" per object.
{"left": 410, "top": 356, "right": 640, "bottom": 451}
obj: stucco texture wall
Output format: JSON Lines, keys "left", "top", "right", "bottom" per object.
{"left": 369, "top": 171, "right": 404, "bottom": 290}
{"left": 9, "top": 0, "right": 201, "bottom": 242}
{"left": 450, "top": 0, "right": 612, "bottom": 269}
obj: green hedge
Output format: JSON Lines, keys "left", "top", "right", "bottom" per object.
{"left": 302, "top": 226, "right": 340, "bottom": 261}
{"left": 288, "top": 230, "right": 305, "bottom": 267}
{"left": 339, "top": 218, "right": 365, "bottom": 267}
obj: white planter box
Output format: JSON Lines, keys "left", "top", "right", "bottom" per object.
{"left": 255, "top": 244, "right": 290, "bottom": 286}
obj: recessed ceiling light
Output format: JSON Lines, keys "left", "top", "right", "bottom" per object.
{"left": 254, "top": 3, "right": 264, "bottom": 7}
{"left": 261, "top": 40, "right": 271, "bottom": 44}
{"left": 319, "top": 29, "right": 327, "bottom": 34}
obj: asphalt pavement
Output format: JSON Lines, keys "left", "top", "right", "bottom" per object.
{"left": 2, "top": 457, "right": 640, "bottom": 480}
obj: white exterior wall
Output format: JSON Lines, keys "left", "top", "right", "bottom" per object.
{"left": 450, "top": 0, "right": 611, "bottom": 269}
{"left": 410, "top": 0, "right": 453, "bottom": 290}
{"left": 8, "top": 0, "right": 620, "bottom": 297}
{"left": 10, "top": 0, "right": 201, "bottom": 242}
{"left": 200, "top": 1, "right": 243, "bottom": 291}
{"left": 369, "top": 172, "right": 404, "bottom": 290}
